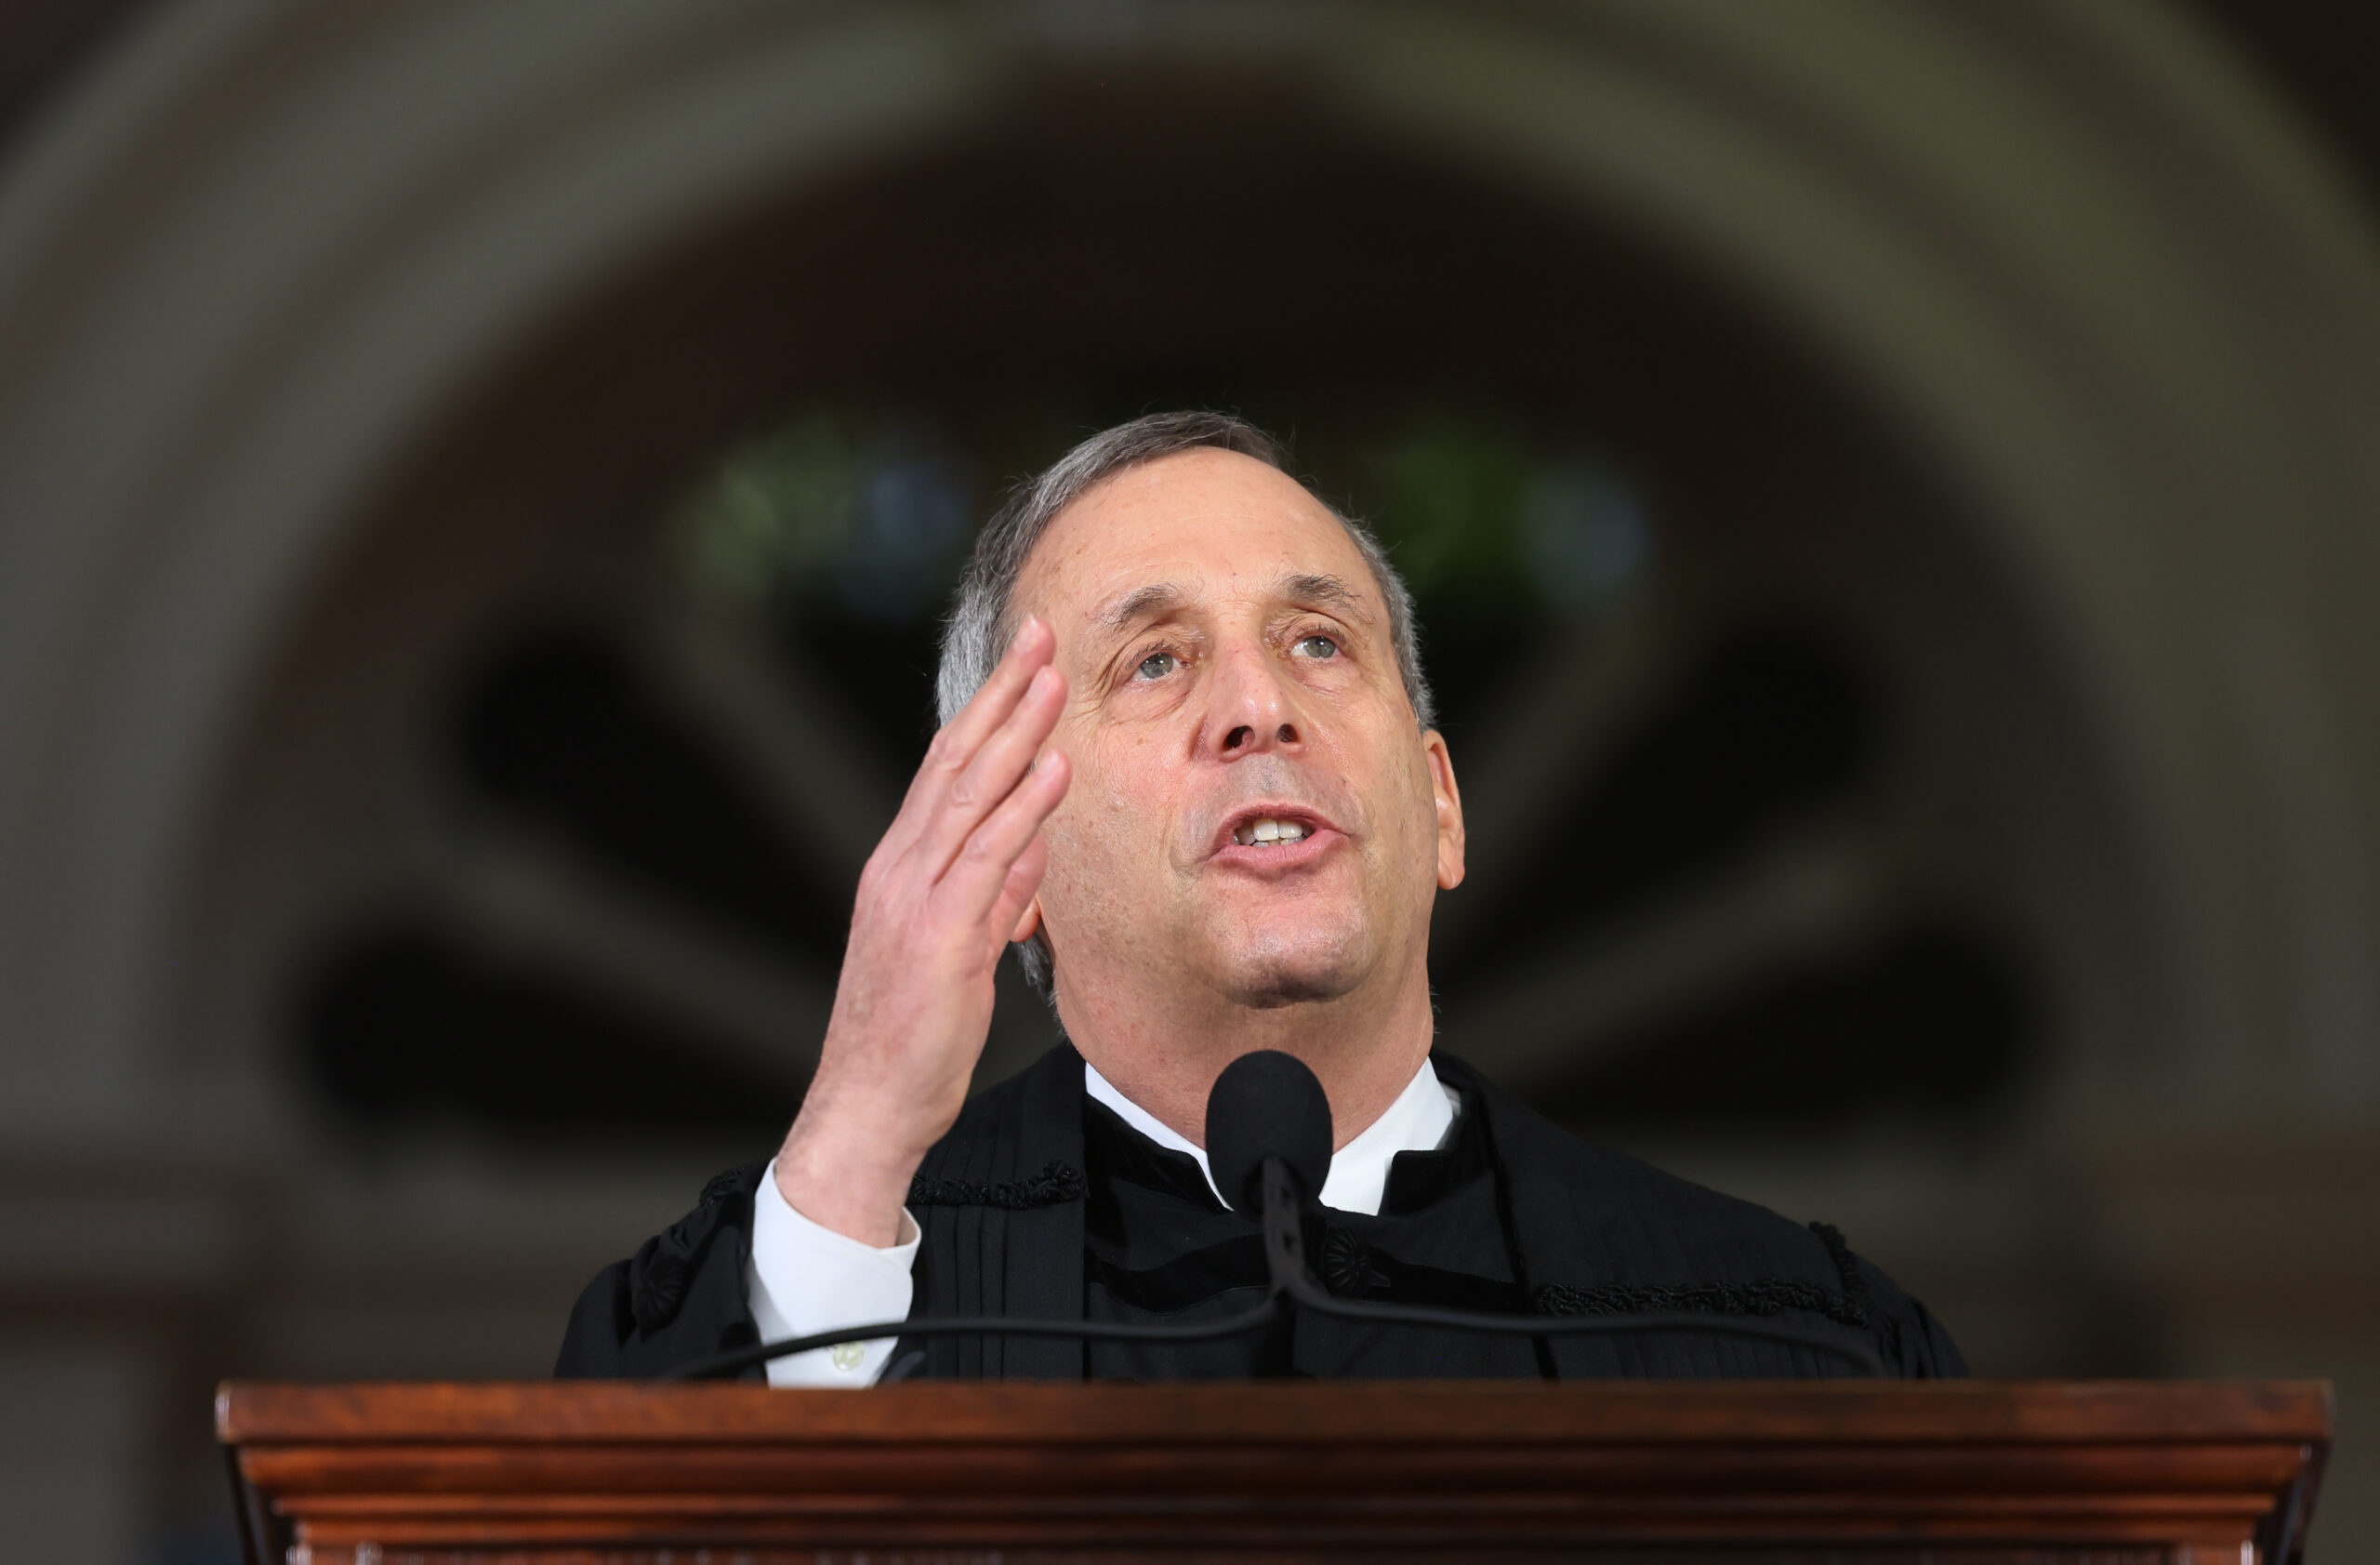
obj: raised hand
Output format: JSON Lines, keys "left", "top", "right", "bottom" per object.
{"left": 774, "top": 618, "right": 1072, "bottom": 1246}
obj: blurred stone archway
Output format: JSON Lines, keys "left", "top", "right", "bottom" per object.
{"left": 3, "top": 1, "right": 2377, "bottom": 1557}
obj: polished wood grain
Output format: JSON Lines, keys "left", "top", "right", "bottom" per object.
{"left": 218, "top": 1380, "right": 2329, "bottom": 1565}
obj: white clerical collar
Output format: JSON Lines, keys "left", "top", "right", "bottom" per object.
{"left": 1081, "top": 1054, "right": 1459, "bottom": 1217}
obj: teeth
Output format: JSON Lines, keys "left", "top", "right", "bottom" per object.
{"left": 1234, "top": 817, "right": 1312, "bottom": 846}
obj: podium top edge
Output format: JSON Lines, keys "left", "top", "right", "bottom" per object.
{"left": 216, "top": 1378, "right": 2333, "bottom": 1446}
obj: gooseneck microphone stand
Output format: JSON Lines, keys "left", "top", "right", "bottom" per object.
{"left": 668, "top": 1108, "right": 1884, "bottom": 1381}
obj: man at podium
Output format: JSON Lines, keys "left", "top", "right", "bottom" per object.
{"left": 558, "top": 413, "right": 1964, "bottom": 1386}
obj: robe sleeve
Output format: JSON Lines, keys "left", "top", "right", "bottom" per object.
{"left": 1844, "top": 1246, "right": 1969, "bottom": 1378}
{"left": 553, "top": 1162, "right": 770, "bottom": 1379}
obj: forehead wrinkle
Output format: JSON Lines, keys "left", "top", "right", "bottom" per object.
{"left": 1097, "top": 580, "right": 1192, "bottom": 635}
{"left": 1279, "top": 570, "right": 1376, "bottom": 624}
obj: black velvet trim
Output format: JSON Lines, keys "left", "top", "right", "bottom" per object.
{"left": 698, "top": 1162, "right": 765, "bottom": 1208}
{"left": 1082, "top": 1099, "right": 1225, "bottom": 1209}
{"left": 1378, "top": 1091, "right": 1491, "bottom": 1215}
{"left": 1320, "top": 1228, "right": 1527, "bottom": 1313}
{"left": 1318, "top": 1227, "right": 1383, "bottom": 1294}
{"left": 629, "top": 1175, "right": 755, "bottom": 1334}
{"left": 628, "top": 1233, "right": 691, "bottom": 1333}
{"left": 1085, "top": 1225, "right": 1527, "bottom": 1318}
{"left": 908, "top": 1159, "right": 1086, "bottom": 1211}
{"left": 1533, "top": 1277, "right": 1872, "bottom": 1330}
{"left": 1443, "top": 1061, "right": 1560, "bottom": 1381}
{"left": 1808, "top": 1220, "right": 1869, "bottom": 1302}
{"left": 1087, "top": 1235, "right": 1271, "bottom": 1311}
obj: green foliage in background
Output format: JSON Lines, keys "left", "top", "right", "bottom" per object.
{"left": 670, "top": 414, "right": 859, "bottom": 604}
{"left": 667, "top": 405, "right": 1648, "bottom": 629}
{"left": 1358, "top": 418, "right": 1650, "bottom": 622}
{"left": 669, "top": 411, "right": 972, "bottom": 622}
{"left": 1360, "top": 422, "right": 1542, "bottom": 605}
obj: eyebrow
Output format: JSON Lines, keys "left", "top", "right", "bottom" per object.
{"left": 1283, "top": 572, "right": 1371, "bottom": 621}
{"left": 1101, "top": 583, "right": 1187, "bottom": 632}
{"left": 1096, "top": 573, "right": 1375, "bottom": 636}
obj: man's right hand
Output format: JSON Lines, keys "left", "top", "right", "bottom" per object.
{"left": 773, "top": 618, "right": 1072, "bottom": 1247}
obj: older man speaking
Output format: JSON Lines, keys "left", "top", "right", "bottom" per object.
{"left": 557, "top": 413, "right": 1964, "bottom": 1383}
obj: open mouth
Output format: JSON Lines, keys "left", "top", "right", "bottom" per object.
{"left": 1211, "top": 805, "right": 1339, "bottom": 861}
{"left": 1232, "top": 816, "right": 1315, "bottom": 847}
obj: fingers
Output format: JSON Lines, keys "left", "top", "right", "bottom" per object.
{"left": 994, "top": 832, "right": 1050, "bottom": 946}
{"left": 941, "top": 747, "right": 1070, "bottom": 927}
{"left": 919, "top": 614, "right": 1051, "bottom": 786}
{"left": 894, "top": 617, "right": 1053, "bottom": 816}
{"left": 913, "top": 660, "right": 1065, "bottom": 879}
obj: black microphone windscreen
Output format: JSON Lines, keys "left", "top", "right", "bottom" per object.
{"left": 1204, "top": 1050, "right": 1332, "bottom": 1216}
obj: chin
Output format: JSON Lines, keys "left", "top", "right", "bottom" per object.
{"left": 1204, "top": 922, "right": 1375, "bottom": 1009}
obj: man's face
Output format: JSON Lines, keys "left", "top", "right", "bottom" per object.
{"left": 1013, "top": 448, "right": 1464, "bottom": 1016}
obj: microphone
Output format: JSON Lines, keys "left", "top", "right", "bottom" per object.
{"left": 667, "top": 1052, "right": 1883, "bottom": 1380}
{"left": 1204, "top": 1047, "right": 1332, "bottom": 1214}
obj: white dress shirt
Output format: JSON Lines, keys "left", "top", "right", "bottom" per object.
{"left": 745, "top": 1055, "right": 1460, "bottom": 1387}
{"left": 1080, "top": 1055, "right": 1459, "bottom": 1215}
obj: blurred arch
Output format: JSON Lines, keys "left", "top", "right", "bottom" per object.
{"left": 6, "top": 1, "right": 2380, "bottom": 1554}
{"left": 2, "top": 1, "right": 2374, "bottom": 1127}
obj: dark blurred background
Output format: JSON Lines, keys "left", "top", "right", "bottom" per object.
{"left": 2, "top": 2, "right": 2376, "bottom": 1559}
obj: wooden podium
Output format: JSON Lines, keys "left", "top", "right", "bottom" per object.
{"left": 218, "top": 1380, "right": 2328, "bottom": 1563}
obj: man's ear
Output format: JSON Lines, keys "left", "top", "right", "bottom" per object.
{"left": 1009, "top": 895, "right": 1043, "bottom": 945}
{"left": 1424, "top": 729, "right": 1466, "bottom": 891}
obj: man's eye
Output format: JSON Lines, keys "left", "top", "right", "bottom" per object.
{"left": 1135, "top": 651, "right": 1179, "bottom": 681}
{"left": 1294, "top": 634, "right": 1340, "bottom": 659}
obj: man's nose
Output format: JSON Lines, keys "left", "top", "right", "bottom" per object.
{"left": 1205, "top": 643, "right": 1304, "bottom": 760}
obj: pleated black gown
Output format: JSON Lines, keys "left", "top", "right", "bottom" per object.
{"left": 555, "top": 1045, "right": 1965, "bottom": 1381}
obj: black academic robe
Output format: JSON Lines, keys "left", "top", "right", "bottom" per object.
{"left": 555, "top": 1045, "right": 1965, "bottom": 1381}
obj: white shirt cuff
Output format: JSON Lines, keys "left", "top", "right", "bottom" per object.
{"left": 744, "top": 1155, "right": 920, "bottom": 1387}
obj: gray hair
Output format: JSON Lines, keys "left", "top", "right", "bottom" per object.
{"left": 935, "top": 410, "right": 1435, "bottom": 997}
